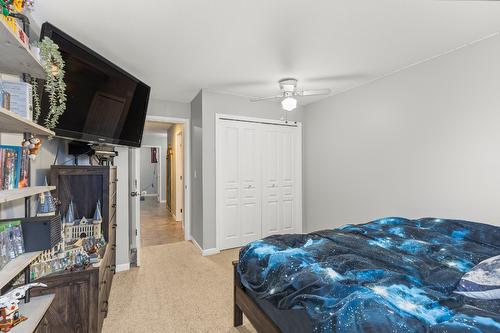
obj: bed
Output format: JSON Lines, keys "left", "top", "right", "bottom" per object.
{"left": 233, "top": 217, "right": 500, "bottom": 333}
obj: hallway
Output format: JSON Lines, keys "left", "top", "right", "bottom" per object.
{"left": 140, "top": 197, "right": 184, "bottom": 247}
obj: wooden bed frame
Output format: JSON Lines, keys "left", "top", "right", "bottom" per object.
{"left": 233, "top": 261, "right": 282, "bottom": 333}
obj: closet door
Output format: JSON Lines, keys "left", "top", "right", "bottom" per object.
{"left": 262, "top": 125, "right": 298, "bottom": 236}
{"left": 261, "top": 127, "right": 280, "bottom": 236}
{"left": 278, "top": 126, "right": 297, "bottom": 234}
{"left": 218, "top": 120, "right": 261, "bottom": 249}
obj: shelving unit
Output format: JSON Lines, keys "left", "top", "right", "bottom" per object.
{"left": 0, "top": 108, "right": 55, "bottom": 137}
{"left": 0, "top": 186, "right": 55, "bottom": 204}
{"left": 0, "top": 251, "right": 42, "bottom": 290}
{"left": 12, "top": 294, "right": 55, "bottom": 333}
{"left": 0, "top": 12, "right": 58, "bottom": 333}
{"left": 0, "top": 18, "right": 45, "bottom": 79}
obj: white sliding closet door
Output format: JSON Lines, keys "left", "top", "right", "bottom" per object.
{"left": 218, "top": 120, "right": 261, "bottom": 249}
{"left": 217, "top": 115, "right": 302, "bottom": 250}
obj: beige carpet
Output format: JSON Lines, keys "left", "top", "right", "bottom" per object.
{"left": 102, "top": 241, "right": 256, "bottom": 333}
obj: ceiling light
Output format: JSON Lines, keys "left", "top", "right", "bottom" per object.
{"left": 281, "top": 97, "right": 297, "bottom": 111}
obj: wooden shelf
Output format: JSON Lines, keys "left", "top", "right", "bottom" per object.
{"left": 0, "top": 18, "right": 45, "bottom": 79}
{"left": 12, "top": 294, "right": 55, "bottom": 333}
{"left": 0, "top": 186, "right": 55, "bottom": 204}
{"left": 0, "top": 108, "right": 55, "bottom": 136}
{"left": 0, "top": 252, "right": 42, "bottom": 290}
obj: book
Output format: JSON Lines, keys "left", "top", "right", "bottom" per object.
{"left": 19, "top": 147, "right": 29, "bottom": 188}
{"left": 0, "top": 145, "right": 22, "bottom": 191}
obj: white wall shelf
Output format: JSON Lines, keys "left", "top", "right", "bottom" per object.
{"left": 0, "top": 18, "right": 45, "bottom": 79}
{"left": 0, "top": 251, "right": 42, "bottom": 290}
{"left": 0, "top": 186, "right": 55, "bottom": 204}
{"left": 0, "top": 108, "right": 55, "bottom": 137}
{"left": 12, "top": 294, "right": 55, "bottom": 333}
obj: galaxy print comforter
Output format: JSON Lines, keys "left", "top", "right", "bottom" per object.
{"left": 237, "top": 218, "right": 500, "bottom": 333}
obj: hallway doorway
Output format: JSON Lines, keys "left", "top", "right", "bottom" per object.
{"left": 139, "top": 120, "right": 186, "bottom": 248}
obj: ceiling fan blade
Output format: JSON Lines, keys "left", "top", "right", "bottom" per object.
{"left": 296, "top": 89, "right": 332, "bottom": 97}
{"left": 250, "top": 94, "right": 283, "bottom": 102}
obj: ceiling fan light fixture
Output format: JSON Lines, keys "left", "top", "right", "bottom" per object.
{"left": 281, "top": 97, "right": 297, "bottom": 111}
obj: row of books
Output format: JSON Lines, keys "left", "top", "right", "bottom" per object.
{"left": 0, "top": 145, "right": 29, "bottom": 191}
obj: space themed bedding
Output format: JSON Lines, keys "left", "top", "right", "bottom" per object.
{"left": 237, "top": 217, "right": 500, "bottom": 333}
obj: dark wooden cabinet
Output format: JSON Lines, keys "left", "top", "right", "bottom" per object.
{"left": 32, "top": 166, "right": 117, "bottom": 333}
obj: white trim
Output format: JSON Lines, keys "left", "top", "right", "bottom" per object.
{"left": 145, "top": 115, "right": 191, "bottom": 242}
{"left": 142, "top": 193, "right": 158, "bottom": 197}
{"left": 159, "top": 200, "right": 167, "bottom": 203}
{"left": 216, "top": 113, "right": 300, "bottom": 127}
{"left": 202, "top": 248, "right": 220, "bottom": 256}
{"left": 216, "top": 113, "right": 303, "bottom": 251}
{"left": 190, "top": 238, "right": 220, "bottom": 256}
{"left": 115, "top": 263, "right": 130, "bottom": 272}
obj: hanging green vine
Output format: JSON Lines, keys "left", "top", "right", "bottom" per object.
{"left": 31, "top": 37, "right": 67, "bottom": 130}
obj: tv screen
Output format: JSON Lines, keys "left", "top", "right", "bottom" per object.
{"left": 39, "top": 22, "right": 150, "bottom": 147}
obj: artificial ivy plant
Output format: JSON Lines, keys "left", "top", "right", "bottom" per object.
{"left": 32, "top": 37, "right": 67, "bottom": 130}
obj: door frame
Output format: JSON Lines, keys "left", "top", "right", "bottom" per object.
{"left": 140, "top": 145, "right": 162, "bottom": 202}
{"left": 145, "top": 115, "right": 191, "bottom": 242}
{"left": 215, "top": 113, "right": 303, "bottom": 251}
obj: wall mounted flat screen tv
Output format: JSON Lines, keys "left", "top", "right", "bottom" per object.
{"left": 39, "top": 22, "right": 150, "bottom": 147}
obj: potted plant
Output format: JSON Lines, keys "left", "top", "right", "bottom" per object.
{"left": 32, "top": 37, "right": 67, "bottom": 130}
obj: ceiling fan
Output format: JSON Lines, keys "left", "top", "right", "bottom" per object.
{"left": 250, "top": 78, "right": 332, "bottom": 111}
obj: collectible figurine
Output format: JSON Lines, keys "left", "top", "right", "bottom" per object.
{"left": 0, "top": 283, "right": 47, "bottom": 332}
{"left": 21, "top": 136, "right": 42, "bottom": 160}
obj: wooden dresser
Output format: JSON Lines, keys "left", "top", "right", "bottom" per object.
{"left": 31, "top": 166, "right": 117, "bottom": 333}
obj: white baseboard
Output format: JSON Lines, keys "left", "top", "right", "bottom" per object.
{"left": 115, "top": 263, "right": 130, "bottom": 272}
{"left": 190, "top": 237, "right": 220, "bottom": 256}
{"left": 159, "top": 200, "right": 166, "bottom": 203}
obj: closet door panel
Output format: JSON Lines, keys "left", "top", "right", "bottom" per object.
{"left": 238, "top": 124, "right": 261, "bottom": 243}
{"left": 219, "top": 123, "right": 241, "bottom": 248}
{"left": 262, "top": 129, "right": 280, "bottom": 236}
{"left": 279, "top": 128, "right": 296, "bottom": 233}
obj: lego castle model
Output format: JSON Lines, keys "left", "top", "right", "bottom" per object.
{"left": 36, "top": 178, "right": 56, "bottom": 217}
{"left": 63, "top": 200, "right": 102, "bottom": 243}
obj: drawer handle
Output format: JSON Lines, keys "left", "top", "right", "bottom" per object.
{"left": 101, "top": 280, "right": 107, "bottom": 285}
{"left": 112, "top": 204, "right": 116, "bottom": 208}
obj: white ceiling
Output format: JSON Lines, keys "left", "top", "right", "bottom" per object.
{"left": 143, "top": 121, "right": 172, "bottom": 136}
{"left": 32, "top": 0, "right": 500, "bottom": 104}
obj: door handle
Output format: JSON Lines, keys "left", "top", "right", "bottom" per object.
{"left": 130, "top": 191, "right": 139, "bottom": 197}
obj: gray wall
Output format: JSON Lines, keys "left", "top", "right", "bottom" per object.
{"left": 147, "top": 98, "right": 191, "bottom": 119}
{"left": 114, "top": 147, "right": 130, "bottom": 268}
{"left": 304, "top": 34, "right": 500, "bottom": 232}
{"left": 141, "top": 133, "right": 168, "bottom": 201}
{"left": 200, "top": 90, "right": 304, "bottom": 249}
{"left": 190, "top": 91, "right": 203, "bottom": 247}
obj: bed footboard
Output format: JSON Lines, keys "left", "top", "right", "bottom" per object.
{"left": 232, "top": 261, "right": 281, "bottom": 333}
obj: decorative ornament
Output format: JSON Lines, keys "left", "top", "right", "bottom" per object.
{"left": 0, "top": 0, "right": 12, "bottom": 16}
{"left": 31, "top": 37, "right": 67, "bottom": 130}
{"left": 22, "top": 135, "right": 42, "bottom": 160}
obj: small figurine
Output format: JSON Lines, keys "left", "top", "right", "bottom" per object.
{"left": 21, "top": 136, "right": 42, "bottom": 160}
{"left": 0, "top": 283, "right": 47, "bottom": 332}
